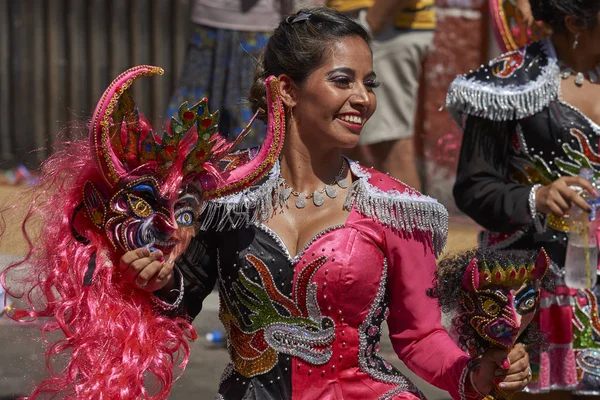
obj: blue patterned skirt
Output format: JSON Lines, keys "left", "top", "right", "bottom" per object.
{"left": 167, "top": 23, "right": 270, "bottom": 147}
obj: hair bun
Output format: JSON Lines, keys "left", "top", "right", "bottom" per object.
{"left": 248, "top": 55, "right": 268, "bottom": 123}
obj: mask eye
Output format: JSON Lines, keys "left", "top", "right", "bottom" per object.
{"left": 127, "top": 195, "right": 152, "bottom": 218}
{"left": 482, "top": 299, "right": 501, "bottom": 316}
{"left": 515, "top": 288, "right": 539, "bottom": 315}
{"left": 517, "top": 296, "right": 537, "bottom": 314}
{"left": 175, "top": 206, "right": 195, "bottom": 227}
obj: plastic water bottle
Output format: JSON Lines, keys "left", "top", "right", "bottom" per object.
{"left": 205, "top": 329, "right": 227, "bottom": 347}
{"left": 565, "top": 168, "right": 599, "bottom": 289}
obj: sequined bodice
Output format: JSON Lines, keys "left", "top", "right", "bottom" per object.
{"left": 214, "top": 223, "right": 419, "bottom": 399}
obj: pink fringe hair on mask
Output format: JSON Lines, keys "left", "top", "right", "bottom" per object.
{"left": 0, "top": 135, "right": 196, "bottom": 400}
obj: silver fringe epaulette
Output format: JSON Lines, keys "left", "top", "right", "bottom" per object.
{"left": 197, "top": 162, "right": 282, "bottom": 232}
{"left": 198, "top": 160, "right": 449, "bottom": 257}
{"left": 345, "top": 163, "right": 448, "bottom": 258}
{"left": 446, "top": 38, "right": 559, "bottom": 123}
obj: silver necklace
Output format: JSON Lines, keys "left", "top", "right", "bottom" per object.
{"left": 280, "top": 159, "right": 349, "bottom": 209}
{"left": 559, "top": 61, "right": 600, "bottom": 86}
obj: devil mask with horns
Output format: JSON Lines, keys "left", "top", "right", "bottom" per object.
{"left": 0, "top": 65, "right": 285, "bottom": 399}
{"left": 75, "top": 65, "right": 285, "bottom": 258}
{"left": 429, "top": 248, "right": 552, "bottom": 399}
{"left": 430, "top": 248, "right": 552, "bottom": 356}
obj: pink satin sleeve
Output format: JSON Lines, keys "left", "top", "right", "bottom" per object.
{"left": 384, "top": 229, "right": 471, "bottom": 400}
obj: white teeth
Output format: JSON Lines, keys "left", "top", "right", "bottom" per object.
{"left": 338, "top": 115, "right": 363, "bottom": 125}
{"left": 154, "top": 239, "right": 176, "bottom": 247}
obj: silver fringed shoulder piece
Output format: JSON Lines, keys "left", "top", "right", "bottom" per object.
{"left": 198, "top": 162, "right": 284, "bottom": 232}
{"left": 344, "top": 162, "right": 449, "bottom": 258}
{"left": 446, "top": 38, "right": 560, "bottom": 124}
{"left": 198, "top": 159, "right": 449, "bottom": 258}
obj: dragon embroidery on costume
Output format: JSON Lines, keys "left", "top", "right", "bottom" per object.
{"left": 490, "top": 49, "right": 526, "bottom": 79}
{"left": 220, "top": 255, "right": 335, "bottom": 377}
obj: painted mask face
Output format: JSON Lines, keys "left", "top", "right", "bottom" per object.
{"left": 461, "top": 282, "right": 540, "bottom": 349}
{"left": 460, "top": 249, "right": 549, "bottom": 349}
{"left": 78, "top": 66, "right": 285, "bottom": 257}
{"left": 105, "top": 177, "right": 178, "bottom": 253}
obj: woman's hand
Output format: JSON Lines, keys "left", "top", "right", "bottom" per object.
{"left": 471, "top": 343, "right": 532, "bottom": 394}
{"left": 119, "top": 247, "right": 175, "bottom": 292}
{"left": 535, "top": 176, "right": 595, "bottom": 217}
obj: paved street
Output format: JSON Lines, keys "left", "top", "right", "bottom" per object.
{"left": 0, "top": 288, "right": 452, "bottom": 399}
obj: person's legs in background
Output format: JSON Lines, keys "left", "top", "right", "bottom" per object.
{"left": 354, "top": 28, "right": 433, "bottom": 192}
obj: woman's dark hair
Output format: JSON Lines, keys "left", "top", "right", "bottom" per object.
{"left": 427, "top": 248, "right": 554, "bottom": 355}
{"left": 530, "top": 0, "right": 600, "bottom": 32}
{"left": 249, "top": 7, "right": 371, "bottom": 121}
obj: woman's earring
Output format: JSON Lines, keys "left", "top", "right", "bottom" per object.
{"left": 573, "top": 33, "right": 580, "bottom": 50}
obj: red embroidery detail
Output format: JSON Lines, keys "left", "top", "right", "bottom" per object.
{"left": 491, "top": 50, "right": 525, "bottom": 78}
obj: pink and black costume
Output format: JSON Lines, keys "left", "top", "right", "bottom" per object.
{"left": 448, "top": 38, "right": 600, "bottom": 394}
{"left": 175, "top": 161, "right": 479, "bottom": 399}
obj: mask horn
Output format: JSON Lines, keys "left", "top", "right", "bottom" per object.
{"left": 202, "top": 75, "right": 286, "bottom": 200}
{"left": 90, "top": 65, "right": 164, "bottom": 188}
{"left": 461, "top": 257, "right": 480, "bottom": 292}
{"left": 533, "top": 248, "right": 550, "bottom": 280}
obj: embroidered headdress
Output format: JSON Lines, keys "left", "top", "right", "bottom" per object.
{"left": 430, "top": 248, "right": 551, "bottom": 353}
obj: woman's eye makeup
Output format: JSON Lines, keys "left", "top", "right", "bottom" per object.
{"left": 329, "top": 76, "right": 353, "bottom": 86}
{"left": 365, "top": 79, "right": 380, "bottom": 88}
{"left": 328, "top": 76, "right": 380, "bottom": 89}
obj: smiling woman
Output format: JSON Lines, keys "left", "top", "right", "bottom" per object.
{"left": 116, "top": 7, "right": 536, "bottom": 400}
{"left": 448, "top": 0, "right": 600, "bottom": 398}
{"left": 291, "top": 41, "right": 378, "bottom": 147}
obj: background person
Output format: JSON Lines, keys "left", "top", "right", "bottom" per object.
{"left": 166, "top": 0, "right": 282, "bottom": 148}
{"left": 448, "top": 0, "right": 600, "bottom": 398}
